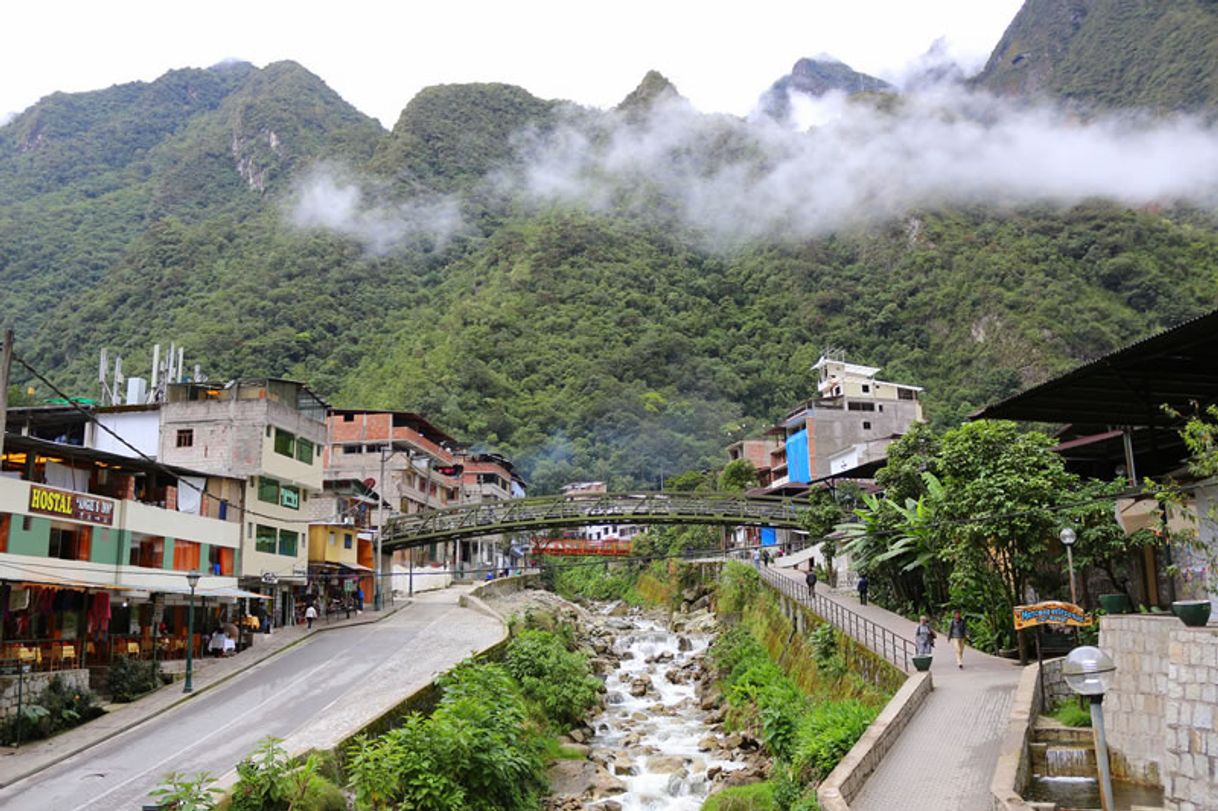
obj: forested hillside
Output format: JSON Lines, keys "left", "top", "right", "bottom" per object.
{"left": 4, "top": 0, "right": 1218, "bottom": 492}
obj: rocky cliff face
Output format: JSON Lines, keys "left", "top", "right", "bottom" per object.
{"left": 758, "top": 57, "right": 894, "bottom": 123}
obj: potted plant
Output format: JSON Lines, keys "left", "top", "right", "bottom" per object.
{"left": 1171, "top": 600, "right": 1213, "bottom": 627}
{"left": 1098, "top": 593, "right": 1132, "bottom": 614}
{"left": 912, "top": 654, "right": 933, "bottom": 672}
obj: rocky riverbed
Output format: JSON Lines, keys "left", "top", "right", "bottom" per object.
{"left": 536, "top": 595, "right": 770, "bottom": 810}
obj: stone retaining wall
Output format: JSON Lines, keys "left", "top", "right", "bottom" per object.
{"left": 467, "top": 572, "right": 541, "bottom": 601}
{"left": 1040, "top": 656, "right": 1073, "bottom": 710}
{"left": 0, "top": 669, "right": 90, "bottom": 718}
{"left": 1164, "top": 625, "right": 1218, "bottom": 811}
{"left": 991, "top": 663, "right": 1042, "bottom": 811}
{"left": 1100, "top": 614, "right": 1173, "bottom": 786}
{"left": 817, "top": 671, "right": 933, "bottom": 810}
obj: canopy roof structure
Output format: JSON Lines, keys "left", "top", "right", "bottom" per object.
{"left": 973, "top": 309, "right": 1218, "bottom": 427}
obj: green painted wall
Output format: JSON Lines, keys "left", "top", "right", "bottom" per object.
{"left": 90, "top": 527, "right": 122, "bottom": 566}
{"left": 199, "top": 544, "right": 210, "bottom": 573}
{"left": 8, "top": 515, "right": 50, "bottom": 556}
{"left": 163, "top": 537, "right": 175, "bottom": 569}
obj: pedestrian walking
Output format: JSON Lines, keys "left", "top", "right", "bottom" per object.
{"left": 856, "top": 573, "right": 869, "bottom": 606}
{"left": 305, "top": 603, "right": 318, "bottom": 630}
{"left": 948, "top": 609, "right": 969, "bottom": 669}
{"left": 356, "top": 587, "right": 364, "bottom": 614}
{"left": 914, "top": 615, "right": 936, "bottom": 656}
{"left": 804, "top": 566, "right": 817, "bottom": 598}
{"left": 752, "top": 548, "right": 761, "bottom": 569}
{"left": 761, "top": 548, "right": 771, "bottom": 567}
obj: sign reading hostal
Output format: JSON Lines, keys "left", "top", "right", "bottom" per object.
{"left": 1013, "top": 601, "right": 1091, "bottom": 631}
{"left": 28, "top": 485, "right": 115, "bottom": 526}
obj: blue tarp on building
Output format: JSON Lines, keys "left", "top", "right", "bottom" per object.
{"left": 786, "top": 428, "right": 811, "bottom": 483}
{"left": 760, "top": 527, "right": 777, "bottom": 546}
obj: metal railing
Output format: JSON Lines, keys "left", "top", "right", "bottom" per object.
{"left": 758, "top": 565, "right": 915, "bottom": 673}
{"left": 382, "top": 491, "right": 810, "bottom": 548}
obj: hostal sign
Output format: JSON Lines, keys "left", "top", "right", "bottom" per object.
{"left": 28, "top": 485, "right": 115, "bottom": 526}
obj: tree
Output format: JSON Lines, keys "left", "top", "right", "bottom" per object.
{"left": 798, "top": 488, "right": 849, "bottom": 585}
{"left": 719, "top": 459, "right": 759, "bottom": 492}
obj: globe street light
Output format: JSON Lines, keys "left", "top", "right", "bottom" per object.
{"left": 1063, "top": 646, "right": 1116, "bottom": 811}
{"left": 183, "top": 571, "right": 201, "bottom": 694}
{"left": 1060, "top": 527, "right": 1078, "bottom": 604}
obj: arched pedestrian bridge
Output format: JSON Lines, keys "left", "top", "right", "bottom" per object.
{"left": 380, "top": 492, "right": 810, "bottom": 550}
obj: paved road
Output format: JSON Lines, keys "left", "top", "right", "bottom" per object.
{"left": 769, "top": 567, "right": 1024, "bottom": 811}
{"left": 0, "top": 588, "right": 502, "bottom": 811}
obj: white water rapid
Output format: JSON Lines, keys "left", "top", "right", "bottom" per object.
{"left": 586, "top": 614, "right": 744, "bottom": 810}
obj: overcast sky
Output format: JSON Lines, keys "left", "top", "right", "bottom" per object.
{"left": 3, "top": 1, "right": 1023, "bottom": 128}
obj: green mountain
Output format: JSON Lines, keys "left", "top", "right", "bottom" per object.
{"left": 977, "top": 0, "right": 1218, "bottom": 111}
{"left": 760, "top": 58, "right": 894, "bottom": 121}
{"left": 4, "top": 12, "right": 1218, "bottom": 492}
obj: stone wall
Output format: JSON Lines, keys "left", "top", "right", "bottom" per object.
{"left": 1040, "top": 656, "right": 1073, "bottom": 710}
{"left": 1100, "top": 614, "right": 1218, "bottom": 810}
{"left": 1164, "top": 625, "right": 1218, "bottom": 811}
{"left": 991, "top": 662, "right": 1043, "bottom": 811}
{"left": 1099, "top": 615, "right": 1173, "bottom": 785}
{"left": 0, "top": 669, "right": 90, "bottom": 718}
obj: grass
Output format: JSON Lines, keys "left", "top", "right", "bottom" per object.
{"left": 1048, "top": 699, "right": 1092, "bottom": 728}
{"left": 701, "top": 782, "right": 777, "bottom": 810}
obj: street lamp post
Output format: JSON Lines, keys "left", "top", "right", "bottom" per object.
{"left": 183, "top": 571, "right": 201, "bottom": 693}
{"left": 1063, "top": 646, "right": 1117, "bottom": 811}
{"left": 1060, "top": 527, "right": 1078, "bottom": 604}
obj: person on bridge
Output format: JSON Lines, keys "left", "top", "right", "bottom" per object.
{"left": 804, "top": 566, "right": 817, "bottom": 598}
{"left": 305, "top": 603, "right": 318, "bottom": 630}
{"left": 857, "top": 573, "right": 869, "bottom": 606}
{"left": 948, "top": 610, "right": 969, "bottom": 669}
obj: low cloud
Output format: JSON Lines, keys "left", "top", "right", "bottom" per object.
{"left": 504, "top": 86, "right": 1218, "bottom": 246}
{"left": 287, "top": 164, "right": 463, "bottom": 254}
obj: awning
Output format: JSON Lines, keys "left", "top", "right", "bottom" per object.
{"left": 0, "top": 571, "right": 126, "bottom": 591}
{"left": 115, "top": 583, "right": 270, "bottom": 600}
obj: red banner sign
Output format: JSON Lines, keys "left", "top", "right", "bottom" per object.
{"left": 28, "top": 485, "right": 115, "bottom": 526}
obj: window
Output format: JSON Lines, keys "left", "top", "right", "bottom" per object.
{"left": 878, "top": 404, "right": 884, "bottom": 412}
{"left": 258, "top": 477, "right": 280, "bottom": 504}
{"left": 274, "top": 428, "right": 296, "bottom": 457}
{"left": 329, "top": 531, "right": 337, "bottom": 546}
{"left": 342, "top": 413, "right": 355, "bottom": 422}
{"left": 898, "top": 388, "right": 917, "bottom": 400}
{"left": 266, "top": 426, "right": 273, "bottom": 438}
{"left": 296, "top": 438, "right": 314, "bottom": 465}
{"left": 863, "top": 421, "right": 872, "bottom": 430}
{"left": 278, "top": 529, "right": 298, "bottom": 557}
{"left": 343, "top": 444, "right": 362, "bottom": 455}
{"left": 861, "top": 384, "right": 871, "bottom": 393}
{"left": 22, "top": 515, "right": 32, "bottom": 531}
{"left": 208, "top": 545, "right": 235, "bottom": 576}
{"left": 255, "top": 525, "right": 278, "bottom": 554}
{"left": 130, "top": 534, "right": 164, "bottom": 568}
{"left": 175, "top": 429, "right": 194, "bottom": 448}
{"left": 172, "top": 540, "right": 201, "bottom": 571}
{"left": 280, "top": 485, "right": 300, "bottom": 510}
{"left": 343, "top": 533, "right": 353, "bottom": 550}
{"left": 49, "top": 524, "right": 91, "bottom": 561}
{"left": 847, "top": 401, "right": 876, "bottom": 412}
{"left": 364, "top": 443, "right": 385, "bottom": 454}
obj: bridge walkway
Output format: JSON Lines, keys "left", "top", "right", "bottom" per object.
{"left": 765, "top": 565, "right": 1024, "bottom": 811}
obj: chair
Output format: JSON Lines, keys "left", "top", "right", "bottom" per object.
{"left": 127, "top": 640, "right": 141, "bottom": 656}
{"left": 59, "top": 644, "right": 77, "bottom": 669}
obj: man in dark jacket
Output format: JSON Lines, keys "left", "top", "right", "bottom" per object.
{"left": 857, "top": 574, "right": 869, "bottom": 606}
{"left": 804, "top": 566, "right": 817, "bottom": 599}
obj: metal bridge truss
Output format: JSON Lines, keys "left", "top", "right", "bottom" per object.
{"left": 380, "top": 492, "right": 809, "bottom": 550}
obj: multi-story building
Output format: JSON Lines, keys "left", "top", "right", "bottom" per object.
{"left": 771, "top": 356, "right": 924, "bottom": 487}
{"left": 158, "top": 378, "right": 327, "bottom": 626}
{"left": 0, "top": 430, "right": 242, "bottom": 683}
{"left": 303, "top": 477, "right": 379, "bottom": 607}
{"left": 324, "top": 410, "right": 463, "bottom": 593}
{"left": 455, "top": 452, "right": 524, "bottom": 575}
{"left": 558, "top": 481, "right": 643, "bottom": 544}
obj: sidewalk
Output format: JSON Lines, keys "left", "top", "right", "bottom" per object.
{"left": 769, "top": 567, "right": 1024, "bottom": 811}
{"left": 0, "top": 599, "right": 411, "bottom": 788}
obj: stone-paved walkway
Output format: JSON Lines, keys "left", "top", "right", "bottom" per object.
{"left": 767, "top": 566, "right": 1024, "bottom": 811}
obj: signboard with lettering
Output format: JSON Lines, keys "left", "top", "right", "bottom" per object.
{"left": 1013, "top": 601, "right": 1091, "bottom": 631}
{"left": 28, "top": 485, "right": 115, "bottom": 526}
{"left": 280, "top": 487, "right": 299, "bottom": 509}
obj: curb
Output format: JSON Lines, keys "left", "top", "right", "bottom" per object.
{"left": 0, "top": 600, "right": 413, "bottom": 789}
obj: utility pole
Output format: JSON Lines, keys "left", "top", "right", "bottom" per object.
{"left": 376, "top": 446, "right": 388, "bottom": 611}
{"left": 0, "top": 329, "right": 13, "bottom": 459}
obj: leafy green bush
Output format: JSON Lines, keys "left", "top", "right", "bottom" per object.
{"left": 503, "top": 629, "right": 600, "bottom": 729}
{"left": 790, "top": 700, "right": 877, "bottom": 781}
{"left": 229, "top": 738, "right": 345, "bottom": 811}
{"left": 0, "top": 676, "right": 105, "bottom": 744}
{"left": 548, "top": 558, "right": 641, "bottom": 603}
{"left": 717, "top": 562, "right": 761, "bottom": 617}
{"left": 701, "top": 781, "right": 777, "bottom": 810}
{"left": 149, "top": 771, "right": 222, "bottom": 811}
{"left": 108, "top": 655, "right": 163, "bottom": 702}
{"left": 347, "top": 661, "right": 545, "bottom": 811}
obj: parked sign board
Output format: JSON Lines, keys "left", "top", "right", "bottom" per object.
{"left": 1013, "top": 601, "right": 1091, "bottom": 631}
{"left": 28, "top": 485, "right": 115, "bottom": 526}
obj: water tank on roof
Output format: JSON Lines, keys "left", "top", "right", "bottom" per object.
{"left": 126, "top": 377, "right": 148, "bottom": 405}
